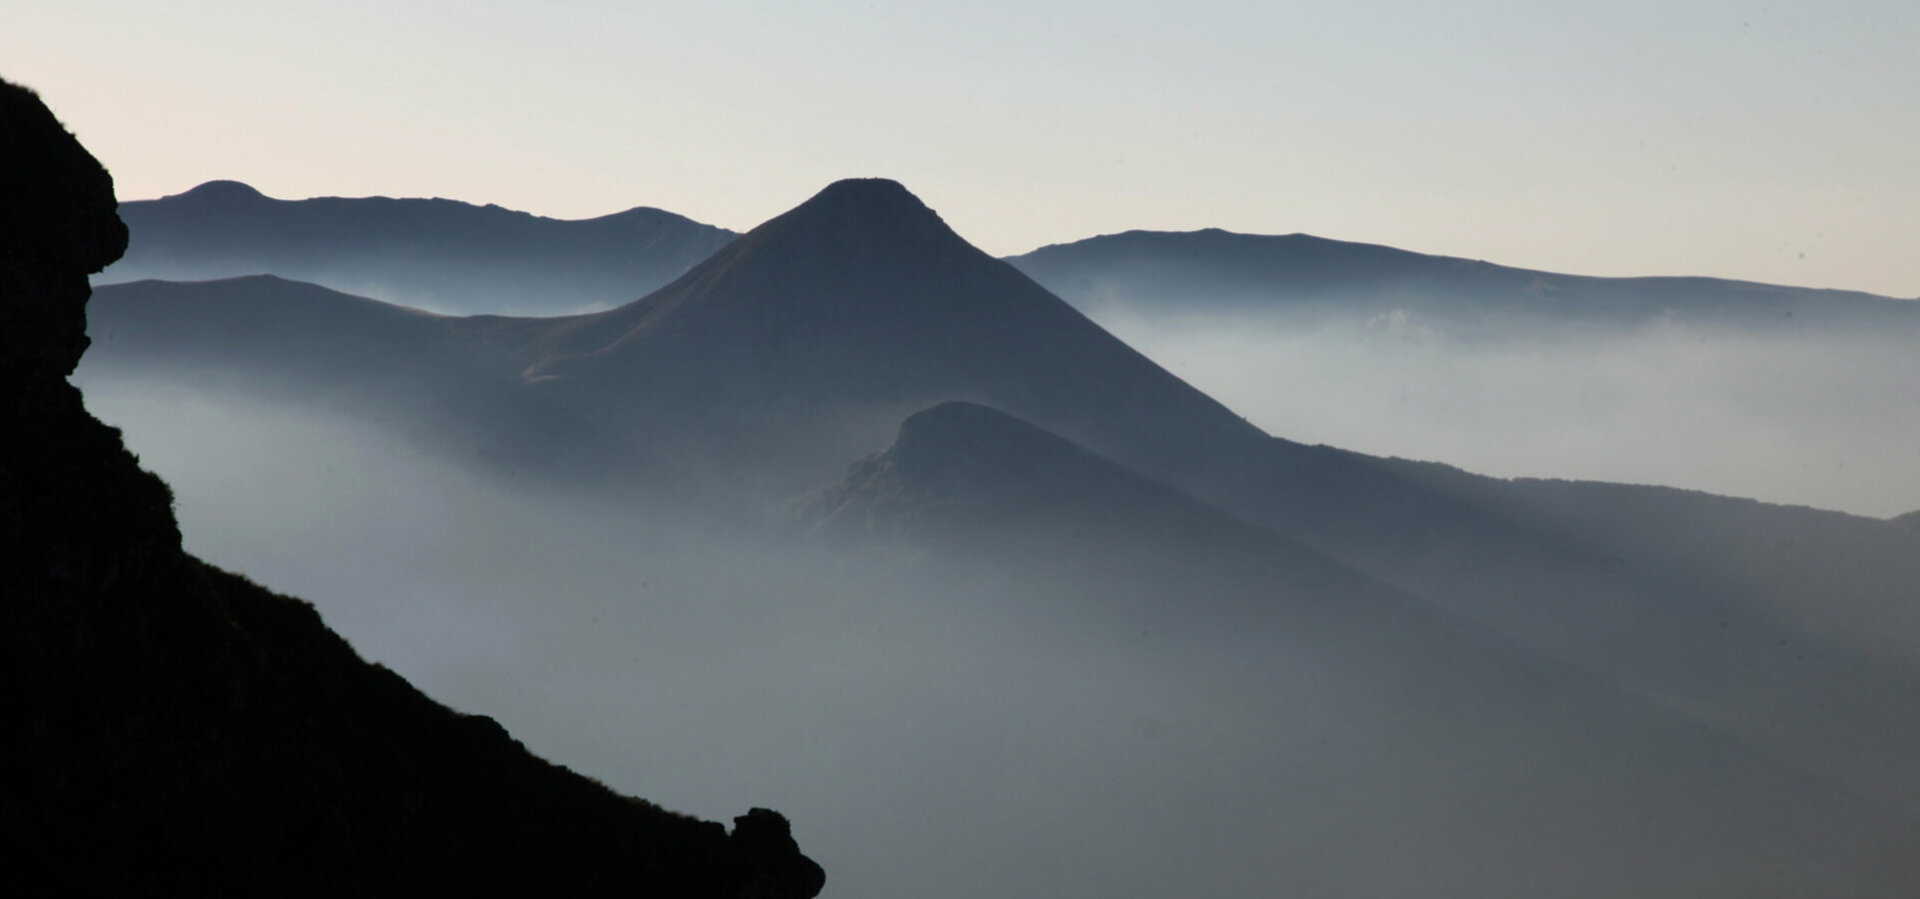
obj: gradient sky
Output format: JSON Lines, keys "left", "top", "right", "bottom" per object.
{"left": 7, "top": 0, "right": 1917, "bottom": 296}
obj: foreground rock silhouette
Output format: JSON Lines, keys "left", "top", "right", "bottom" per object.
{"left": 0, "top": 77, "right": 822, "bottom": 898}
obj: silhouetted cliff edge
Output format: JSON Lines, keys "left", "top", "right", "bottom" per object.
{"left": 0, "top": 78, "right": 822, "bottom": 898}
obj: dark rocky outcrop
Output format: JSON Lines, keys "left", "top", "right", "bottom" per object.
{"left": 0, "top": 77, "right": 820, "bottom": 898}
{"left": 0, "top": 81, "right": 126, "bottom": 381}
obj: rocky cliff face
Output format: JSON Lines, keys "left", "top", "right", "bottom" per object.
{"left": 0, "top": 81, "right": 126, "bottom": 382}
{"left": 0, "top": 77, "right": 821, "bottom": 898}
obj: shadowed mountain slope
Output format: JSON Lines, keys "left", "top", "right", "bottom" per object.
{"left": 794, "top": 401, "right": 1920, "bottom": 897}
{"left": 1009, "top": 228, "right": 1920, "bottom": 335}
{"left": 3, "top": 78, "right": 820, "bottom": 897}
{"left": 101, "top": 179, "right": 739, "bottom": 314}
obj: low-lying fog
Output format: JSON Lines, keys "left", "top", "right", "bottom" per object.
{"left": 83, "top": 383, "right": 1336, "bottom": 898}
{"left": 1082, "top": 308, "right": 1920, "bottom": 518}
{"left": 78, "top": 376, "right": 1918, "bottom": 898}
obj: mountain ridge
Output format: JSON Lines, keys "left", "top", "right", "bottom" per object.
{"left": 110, "top": 180, "right": 1920, "bottom": 323}
{"left": 1008, "top": 226, "right": 1920, "bottom": 333}
{"left": 1021, "top": 225, "right": 1915, "bottom": 296}
{"left": 102, "top": 179, "right": 740, "bottom": 315}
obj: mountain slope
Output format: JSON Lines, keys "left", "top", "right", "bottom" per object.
{"left": 101, "top": 180, "right": 739, "bottom": 314}
{"left": 795, "top": 401, "right": 1920, "bottom": 897}
{"left": 1009, "top": 227, "right": 1920, "bottom": 335}
{"left": 801, "top": 400, "right": 1352, "bottom": 596}
{"left": 3, "top": 77, "right": 820, "bottom": 897}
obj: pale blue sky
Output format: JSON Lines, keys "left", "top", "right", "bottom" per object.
{"left": 7, "top": 0, "right": 1916, "bottom": 295}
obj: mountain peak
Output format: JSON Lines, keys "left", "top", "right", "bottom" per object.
{"left": 896, "top": 400, "right": 1063, "bottom": 456}
{"left": 760, "top": 178, "right": 955, "bottom": 245}
{"left": 799, "top": 401, "right": 1287, "bottom": 564}
{"left": 812, "top": 177, "right": 917, "bottom": 203}
{"left": 172, "top": 180, "right": 267, "bottom": 203}
{"left": 842, "top": 400, "right": 1204, "bottom": 519}
{"left": 889, "top": 401, "right": 1083, "bottom": 486}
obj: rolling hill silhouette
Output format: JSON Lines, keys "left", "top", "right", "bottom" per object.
{"left": 1009, "top": 228, "right": 1920, "bottom": 336}
{"left": 5, "top": 77, "right": 821, "bottom": 897}
{"left": 85, "top": 178, "right": 1920, "bottom": 822}
{"left": 101, "top": 179, "right": 738, "bottom": 314}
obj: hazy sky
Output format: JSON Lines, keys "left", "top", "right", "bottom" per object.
{"left": 7, "top": 0, "right": 1917, "bottom": 296}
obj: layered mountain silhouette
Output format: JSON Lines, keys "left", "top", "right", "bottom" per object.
{"left": 3, "top": 78, "right": 821, "bottom": 897}
{"left": 109, "top": 179, "right": 1920, "bottom": 337}
{"left": 790, "top": 401, "right": 1920, "bottom": 895}
{"left": 85, "top": 176, "right": 1920, "bottom": 830}
{"left": 92, "top": 179, "right": 1272, "bottom": 492}
{"left": 1009, "top": 228, "right": 1920, "bottom": 336}
{"left": 100, "top": 179, "right": 739, "bottom": 314}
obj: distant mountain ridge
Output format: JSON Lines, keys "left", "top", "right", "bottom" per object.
{"left": 106, "top": 181, "right": 1919, "bottom": 333}
{"left": 1008, "top": 227, "right": 1920, "bottom": 335}
{"left": 101, "top": 180, "right": 740, "bottom": 314}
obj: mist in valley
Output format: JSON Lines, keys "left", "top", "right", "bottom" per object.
{"left": 74, "top": 372, "right": 1920, "bottom": 898}
{"left": 1083, "top": 306, "right": 1920, "bottom": 518}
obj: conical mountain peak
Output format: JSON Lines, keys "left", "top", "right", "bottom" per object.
{"left": 741, "top": 177, "right": 963, "bottom": 254}
{"left": 523, "top": 176, "right": 1268, "bottom": 480}
{"left": 541, "top": 177, "right": 1010, "bottom": 363}
{"left": 809, "top": 177, "right": 920, "bottom": 205}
